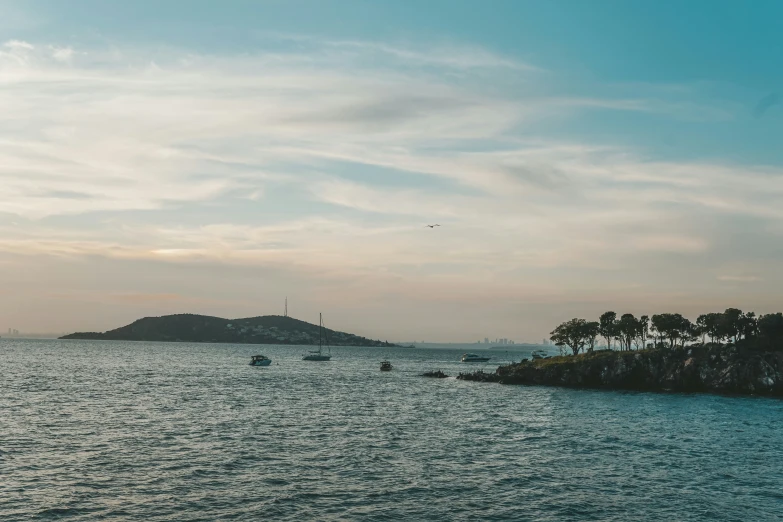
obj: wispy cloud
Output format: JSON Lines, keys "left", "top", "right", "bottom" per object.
{"left": 717, "top": 275, "right": 762, "bottom": 283}
{"left": 260, "top": 33, "right": 538, "bottom": 71}
{"left": 1, "top": 36, "right": 781, "bottom": 336}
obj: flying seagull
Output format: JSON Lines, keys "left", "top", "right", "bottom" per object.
{"left": 425, "top": 224, "right": 441, "bottom": 228}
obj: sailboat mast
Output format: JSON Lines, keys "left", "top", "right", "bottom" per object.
{"left": 324, "top": 314, "right": 331, "bottom": 355}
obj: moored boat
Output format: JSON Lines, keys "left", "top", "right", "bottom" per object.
{"left": 303, "top": 352, "right": 331, "bottom": 361}
{"left": 249, "top": 355, "right": 272, "bottom": 366}
{"left": 303, "top": 313, "right": 332, "bottom": 361}
{"left": 461, "top": 353, "right": 491, "bottom": 363}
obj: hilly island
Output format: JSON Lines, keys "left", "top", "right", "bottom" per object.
{"left": 60, "top": 314, "right": 395, "bottom": 347}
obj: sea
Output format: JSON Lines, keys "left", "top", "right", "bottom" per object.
{"left": 2, "top": 339, "right": 782, "bottom": 521}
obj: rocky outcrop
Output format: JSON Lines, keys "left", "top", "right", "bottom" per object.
{"left": 457, "top": 370, "right": 496, "bottom": 382}
{"left": 421, "top": 370, "right": 449, "bottom": 378}
{"left": 458, "top": 345, "right": 783, "bottom": 396}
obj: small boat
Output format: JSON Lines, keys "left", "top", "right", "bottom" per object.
{"left": 531, "top": 350, "right": 548, "bottom": 360}
{"left": 380, "top": 360, "right": 393, "bottom": 371}
{"left": 303, "top": 313, "right": 332, "bottom": 361}
{"left": 249, "top": 355, "right": 272, "bottom": 366}
{"left": 461, "top": 353, "right": 491, "bottom": 363}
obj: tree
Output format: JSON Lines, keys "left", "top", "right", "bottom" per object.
{"left": 584, "top": 321, "right": 600, "bottom": 352}
{"left": 550, "top": 318, "right": 591, "bottom": 356}
{"left": 684, "top": 320, "right": 700, "bottom": 346}
{"left": 721, "top": 308, "right": 744, "bottom": 343}
{"left": 617, "top": 313, "right": 639, "bottom": 351}
{"left": 599, "top": 311, "right": 617, "bottom": 350}
{"left": 696, "top": 314, "right": 708, "bottom": 344}
{"left": 676, "top": 317, "right": 695, "bottom": 348}
{"left": 738, "top": 312, "right": 758, "bottom": 340}
{"left": 758, "top": 313, "right": 783, "bottom": 349}
{"left": 651, "top": 314, "right": 669, "bottom": 348}
{"left": 697, "top": 312, "right": 724, "bottom": 344}
{"left": 651, "top": 313, "right": 693, "bottom": 349}
{"left": 551, "top": 308, "right": 783, "bottom": 355}
{"left": 637, "top": 315, "right": 650, "bottom": 349}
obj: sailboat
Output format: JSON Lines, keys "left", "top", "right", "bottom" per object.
{"left": 303, "top": 313, "right": 332, "bottom": 361}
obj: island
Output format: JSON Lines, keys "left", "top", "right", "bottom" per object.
{"left": 459, "top": 308, "right": 783, "bottom": 396}
{"left": 60, "top": 313, "right": 395, "bottom": 347}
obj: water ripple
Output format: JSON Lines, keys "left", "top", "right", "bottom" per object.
{"left": 2, "top": 339, "right": 782, "bottom": 521}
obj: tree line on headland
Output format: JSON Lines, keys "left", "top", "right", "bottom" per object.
{"left": 550, "top": 309, "right": 783, "bottom": 356}
{"left": 456, "top": 308, "right": 783, "bottom": 395}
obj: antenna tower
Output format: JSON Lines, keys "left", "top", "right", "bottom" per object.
{"left": 285, "top": 297, "right": 288, "bottom": 317}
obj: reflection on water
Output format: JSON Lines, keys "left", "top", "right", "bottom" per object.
{"left": 2, "top": 339, "right": 782, "bottom": 521}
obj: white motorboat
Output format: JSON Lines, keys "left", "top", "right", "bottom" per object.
{"left": 461, "top": 353, "right": 491, "bottom": 363}
{"left": 249, "top": 355, "right": 272, "bottom": 366}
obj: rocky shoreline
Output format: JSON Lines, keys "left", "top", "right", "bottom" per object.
{"left": 421, "top": 370, "right": 449, "bottom": 378}
{"left": 457, "top": 344, "right": 783, "bottom": 396}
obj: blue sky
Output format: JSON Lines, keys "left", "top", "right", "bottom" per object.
{"left": 1, "top": 1, "right": 782, "bottom": 340}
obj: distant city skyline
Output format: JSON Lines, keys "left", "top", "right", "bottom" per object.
{"left": 1, "top": 1, "right": 782, "bottom": 342}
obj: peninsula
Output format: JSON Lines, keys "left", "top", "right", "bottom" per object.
{"left": 60, "top": 313, "right": 395, "bottom": 347}
{"left": 459, "top": 308, "right": 783, "bottom": 396}
{"left": 459, "top": 344, "right": 783, "bottom": 396}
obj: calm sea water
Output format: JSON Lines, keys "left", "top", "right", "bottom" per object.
{"left": 2, "top": 339, "right": 782, "bottom": 521}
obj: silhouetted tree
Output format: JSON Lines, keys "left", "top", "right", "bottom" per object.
{"left": 617, "top": 313, "right": 639, "bottom": 351}
{"left": 738, "top": 312, "right": 758, "bottom": 340}
{"left": 697, "top": 312, "right": 724, "bottom": 344}
{"left": 584, "top": 321, "right": 600, "bottom": 352}
{"left": 651, "top": 313, "right": 692, "bottom": 349}
{"left": 553, "top": 308, "right": 783, "bottom": 356}
{"left": 758, "top": 313, "right": 783, "bottom": 349}
{"left": 550, "top": 318, "right": 590, "bottom": 356}
{"left": 721, "top": 308, "right": 744, "bottom": 343}
{"left": 679, "top": 317, "right": 696, "bottom": 348}
{"left": 684, "top": 320, "right": 700, "bottom": 345}
{"left": 637, "top": 315, "right": 650, "bottom": 349}
{"left": 599, "top": 311, "right": 617, "bottom": 350}
{"left": 696, "top": 314, "right": 708, "bottom": 344}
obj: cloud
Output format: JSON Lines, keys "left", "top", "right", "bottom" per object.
{"left": 0, "top": 38, "right": 537, "bottom": 218}
{"left": 49, "top": 46, "right": 74, "bottom": 62}
{"left": 1, "top": 36, "right": 782, "bottom": 337}
{"left": 717, "top": 275, "right": 762, "bottom": 283}
{"left": 630, "top": 234, "right": 709, "bottom": 253}
{"left": 0, "top": 39, "right": 35, "bottom": 65}
{"left": 4, "top": 40, "right": 34, "bottom": 50}
{"left": 1, "top": 36, "right": 746, "bottom": 219}
{"left": 263, "top": 33, "right": 538, "bottom": 71}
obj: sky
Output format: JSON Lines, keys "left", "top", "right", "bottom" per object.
{"left": 1, "top": 0, "right": 782, "bottom": 341}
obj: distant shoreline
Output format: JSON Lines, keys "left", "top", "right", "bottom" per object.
{"left": 1, "top": 335, "right": 64, "bottom": 340}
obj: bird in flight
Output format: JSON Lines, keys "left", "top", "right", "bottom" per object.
{"left": 425, "top": 224, "right": 440, "bottom": 228}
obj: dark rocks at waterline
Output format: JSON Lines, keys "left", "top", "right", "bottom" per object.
{"left": 457, "top": 370, "right": 499, "bottom": 383}
{"left": 421, "top": 370, "right": 449, "bottom": 378}
{"left": 460, "top": 344, "right": 783, "bottom": 396}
